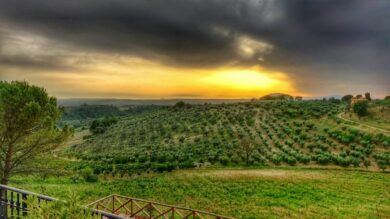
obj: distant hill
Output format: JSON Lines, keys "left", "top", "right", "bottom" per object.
{"left": 58, "top": 98, "right": 249, "bottom": 107}
{"left": 259, "top": 93, "right": 293, "bottom": 100}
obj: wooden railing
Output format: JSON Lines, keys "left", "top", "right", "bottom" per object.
{"left": 0, "top": 184, "right": 125, "bottom": 219}
{"left": 0, "top": 185, "right": 236, "bottom": 219}
{"left": 87, "top": 194, "right": 236, "bottom": 219}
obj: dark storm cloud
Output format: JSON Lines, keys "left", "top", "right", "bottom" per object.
{"left": 0, "top": 0, "right": 298, "bottom": 68}
{"left": 0, "top": 0, "right": 259, "bottom": 67}
{"left": 0, "top": 0, "right": 389, "bottom": 95}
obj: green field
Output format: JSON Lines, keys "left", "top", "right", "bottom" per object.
{"left": 11, "top": 168, "right": 390, "bottom": 219}
{"left": 8, "top": 99, "right": 390, "bottom": 218}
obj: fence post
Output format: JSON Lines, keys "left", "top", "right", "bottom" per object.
{"left": 22, "top": 193, "right": 27, "bottom": 216}
{"left": 130, "top": 199, "right": 133, "bottom": 216}
{"left": 112, "top": 195, "right": 115, "bottom": 213}
{"left": 0, "top": 188, "right": 7, "bottom": 218}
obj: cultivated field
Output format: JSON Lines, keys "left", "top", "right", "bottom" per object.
{"left": 65, "top": 101, "right": 390, "bottom": 173}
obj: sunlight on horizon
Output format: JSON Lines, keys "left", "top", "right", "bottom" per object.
{"left": 1, "top": 51, "right": 301, "bottom": 99}
{"left": 2, "top": 64, "right": 300, "bottom": 99}
{"left": 201, "top": 69, "right": 289, "bottom": 91}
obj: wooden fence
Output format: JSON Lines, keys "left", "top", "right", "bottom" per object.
{"left": 87, "top": 194, "right": 236, "bottom": 219}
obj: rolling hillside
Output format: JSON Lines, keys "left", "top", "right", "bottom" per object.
{"left": 65, "top": 100, "right": 390, "bottom": 174}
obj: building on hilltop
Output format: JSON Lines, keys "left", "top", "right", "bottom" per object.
{"left": 350, "top": 97, "right": 367, "bottom": 105}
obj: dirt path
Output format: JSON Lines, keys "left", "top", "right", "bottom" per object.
{"left": 337, "top": 113, "right": 390, "bottom": 134}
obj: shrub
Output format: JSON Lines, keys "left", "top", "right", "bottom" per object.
{"left": 353, "top": 101, "right": 368, "bottom": 118}
{"left": 174, "top": 101, "right": 186, "bottom": 108}
{"left": 178, "top": 161, "right": 194, "bottom": 169}
{"left": 316, "top": 154, "right": 332, "bottom": 165}
{"left": 219, "top": 156, "right": 230, "bottom": 166}
{"left": 70, "top": 174, "right": 82, "bottom": 183}
{"left": 81, "top": 168, "right": 98, "bottom": 182}
{"left": 336, "top": 156, "right": 353, "bottom": 167}
{"left": 270, "top": 154, "right": 282, "bottom": 165}
{"left": 286, "top": 156, "right": 297, "bottom": 165}
{"left": 90, "top": 117, "right": 118, "bottom": 134}
{"left": 24, "top": 192, "right": 93, "bottom": 219}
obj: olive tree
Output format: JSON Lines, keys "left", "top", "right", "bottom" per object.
{"left": 240, "top": 138, "right": 255, "bottom": 166}
{"left": 341, "top": 95, "right": 353, "bottom": 103}
{"left": 364, "top": 92, "right": 371, "bottom": 101}
{"left": 353, "top": 101, "right": 368, "bottom": 118}
{"left": 0, "top": 81, "right": 72, "bottom": 184}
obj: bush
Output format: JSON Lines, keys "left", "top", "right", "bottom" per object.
{"left": 24, "top": 192, "right": 94, "bottom": 219}
{"left": 316, "top": 154, "right": 332, "bottom": 165}
{"left": 353, "top": 101, "right": 368, "bottom": 118}
{"left": 178, "top": 161, "right": 194, "bottom": 169}
{"left": 286, "top": 156, "right": 297, "bottom": 165}
{"left": 300, "top": 155, "right": 311, "bottom": 164}
{"left": 219, "top": 156, "right": 230, "bottom": 166}
{"left": 81, "top": 168, "right": 98, "bottom": 182}
{"left": 154, "top": 163, "right": 167, "bottom": 172}
{"left": 90, "top": 117, "right": 118, "bottom": 134}
{"left": 70, "top": 174, "right": 82, "bottom": 183}
{"left": 174, "top": 101, "right": 186, "bottom": 108}
{"left": 270, "top": 154, "right": 282, "bottom": 165}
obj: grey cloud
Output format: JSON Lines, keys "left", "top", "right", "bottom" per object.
{"left": 0, "top": 0, "right": 283, "bottom": 68}
{"left": 0, "top": 0, "right": 389, "bottom": 95}
{"left": 0, "top": 54, "right": 78, "bottom": 71}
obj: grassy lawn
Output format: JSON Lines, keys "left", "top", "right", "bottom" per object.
{"left": 10, "top": 168, "right": 390, "bottom": 219}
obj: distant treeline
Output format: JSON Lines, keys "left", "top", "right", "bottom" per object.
{"left": 62, "top": 104, "right": 161, "bottom": 121}
{"left": 58, "top": 98, "right": 249, "bottom": 107}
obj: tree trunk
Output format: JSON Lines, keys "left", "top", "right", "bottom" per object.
{"left": 1, "top": 172, "right": 10, "bottom": 185}
{"left": 1, "top": 144, "right": 13, "bottom": 185}
{"left": 1, "top": 175, "right": 9, "bottom": 185}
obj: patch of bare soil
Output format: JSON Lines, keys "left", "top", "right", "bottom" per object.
{"left": 180, "top": 169, "right": 326, "bottom": 180}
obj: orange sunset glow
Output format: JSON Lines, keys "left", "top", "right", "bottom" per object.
{"left": 1, "top": 53, "right": 299, "bottom": 98}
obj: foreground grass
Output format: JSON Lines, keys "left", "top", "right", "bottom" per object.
{"left": 11, "top": 168, "right": 390, "bottom": 219}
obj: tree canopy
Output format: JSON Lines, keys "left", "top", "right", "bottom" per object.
{"left": 0, "top": 81, "right": 72, "bottom": 184}
{"left": 353, "top": 101, "right": 368, "bottom": 118}
{"left": 364, "top": 92, "right": 371, "bottom": 101}
{"left": 174, "top": 101, "right": 186, "bottom": 108}
{"left": 90, "top": 117, "right": 118, "bottom": 134}
{"left": 341, "top": 95, "right": 353, "bottom": 103}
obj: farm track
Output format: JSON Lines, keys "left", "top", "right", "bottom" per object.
{"left": 337, "top": 113, "right": 390, "bottom": 134}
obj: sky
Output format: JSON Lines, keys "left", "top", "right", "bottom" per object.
{"left": 0, "top": 0, "right": 389, "bottom": 99}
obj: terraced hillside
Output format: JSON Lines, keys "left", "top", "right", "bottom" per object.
{"left": 66, "top": 101, "right": 390, "bottom": 174}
